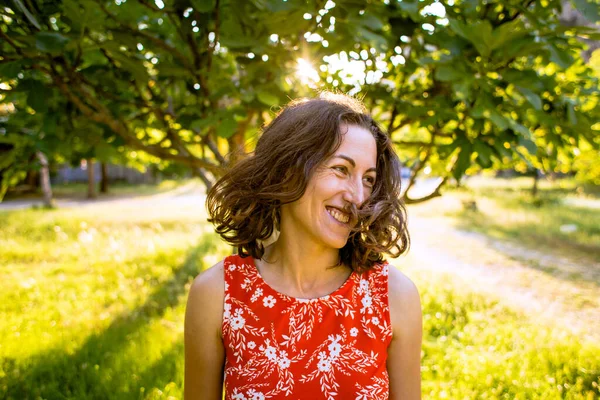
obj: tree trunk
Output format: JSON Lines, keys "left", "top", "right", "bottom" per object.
{"left": 25, "top": 164, "right": 39, "bottom": 192}
{"left": 227, "top": 111, "right": 255, "bottom": 166}
{"left": 532, "top": 169, "right": 539, "bottom": 198}
{"left": 227, "top": 131, "right": 246, "bottom": 165}
{"left": 100, "top": 162, "right": 109, "bottom": 193}
{"left": 36, "top": 151, "right": 54, "bottom": 208}
{"left": 87, "top": 158, "right": 97, "bottom": 199}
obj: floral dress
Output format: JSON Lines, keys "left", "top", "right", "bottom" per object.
{"left": 222, "top": 254, "right": 392, "bottom": 400}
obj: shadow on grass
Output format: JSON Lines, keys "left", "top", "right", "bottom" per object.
{"left": 1, "top": 231, "right": 223, "bottom": 400}
{"left": 452, "top": 210, "right": 600, "bottom": 288}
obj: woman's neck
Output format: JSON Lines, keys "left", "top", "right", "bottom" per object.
{"left": 259, "top": 231, "right": 350, "bottom": 298}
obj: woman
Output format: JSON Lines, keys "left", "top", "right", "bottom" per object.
{"left": 185, "top": 92, "right": 422, "bottom": 399}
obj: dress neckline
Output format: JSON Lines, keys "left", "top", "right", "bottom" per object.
{"left": 246, "top": 255, "right": 356, "bottom": 302}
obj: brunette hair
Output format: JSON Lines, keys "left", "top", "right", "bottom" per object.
{"left": 206, "top": 92, "right": 409, "bottom": 272}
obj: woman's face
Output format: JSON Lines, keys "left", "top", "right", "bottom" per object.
{"left": 281, "top": 124, "right": 378, "bottom": 249}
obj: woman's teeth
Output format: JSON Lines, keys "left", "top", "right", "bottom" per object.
{"left": 327, "top": 207, "right": 349, "bottom": 223}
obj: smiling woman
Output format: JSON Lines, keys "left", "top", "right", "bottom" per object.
{"left": 184, "top": 92, "right": 422, "bottom": 400}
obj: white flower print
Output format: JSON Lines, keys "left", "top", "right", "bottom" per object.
{"left": 230, "top": 309, "right": 246, "bottom": 330}
{"left": 251, "top": 288, "right": 263, "bottom": 302}
{"left": 350, "top": 327, "right": 359, "bottom": 337}
{"left": 371, "top": 316, "right": 380, "bottom": 325}
{"left": 247, "top": 389, "right": 265, "bottom": 400}
{"left": 247, "top": 341, "right": 256, "bottom": 349}
{"left": 231, "top": 390, "right": 246, "bottom": 400}
{"left": 317, "top": 358, "right": 331, "bottom": 372}
{"left": 265, "top": 345, "right": 277, "bottom": 361}
{"left": 228, "top": 264, "right": 237, "bottom": 271}
{"left": 278, "top": 356, "right": 291, "bottom": 369}
{"left": 223, "top": 303, "right": 232, "bottom": 319}
{"left": 359, "top": 279, "right": 369, "bottom": 293}
{"left": 241, "top": 277, "right": 252, "bottom": 290}
{"left": 263, "top": 295, "right": 276, "bottom": 308}
{"left": 328, "top": 341, "right": 342, "bottom": 358}
{"left": 381, "top": 264, "right": 389, "bottom": 276}
{"left": 360, "top": 294, "right": 373, "bottom": 313}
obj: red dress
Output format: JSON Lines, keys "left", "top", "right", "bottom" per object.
{"left": 222, "top": 254, "right": 392, "bottom": 400}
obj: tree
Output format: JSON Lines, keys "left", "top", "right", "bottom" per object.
{"left": 1, "top": 0, "right": 598, "bottom": 203}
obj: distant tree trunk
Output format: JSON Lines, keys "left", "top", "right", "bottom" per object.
{"left": 227, "top": 111, "right": 255, "bottom": 165}
{"left": 227, "top": 131, "right": 246, "bottom": 165}
{"left": 100, "top": 162, "right": 109, "bottom": 193}
{"left": 532, "top": 169, "right": 540, "bottom": 198}
{"left": 87, "top": 158, "right": 97, "bottom": 199}
{"left": 36, "top": 151, "right": 53, "bottom": 207}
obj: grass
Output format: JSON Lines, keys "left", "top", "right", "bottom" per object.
{"left": 1, "top": 180, "right": 599, "bottom": 399}
{"left": 412, "top": 176, "right": 600, "bottom": 271}
{"left": 0, "top": 199, "right": 229, "bottom": 399}
{"left": 404, "top": 265, "right": 600, "bottom": 400}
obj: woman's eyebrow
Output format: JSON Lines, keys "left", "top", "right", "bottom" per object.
{"left": 332, "top": 155, "right": 377, "bottom": 173}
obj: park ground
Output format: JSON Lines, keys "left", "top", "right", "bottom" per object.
{"left": 0, "top": 177, "right": 598, "bottom": 399}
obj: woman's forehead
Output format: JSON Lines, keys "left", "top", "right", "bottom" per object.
{"left": 335, "top": 125, "right": 377, "bottom": 164}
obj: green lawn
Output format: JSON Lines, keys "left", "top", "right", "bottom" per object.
{"left": 1, "top": 183, "right": 599, "bottom": 399}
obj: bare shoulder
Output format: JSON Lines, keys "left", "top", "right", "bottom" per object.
{"left": 184, "top": 259, "right": 227, "bottom": 399}
{"left": 189, "top": 259, "right": 225, "bottom": 299}
{"left": 185, "top": 259, "right": 225, "bottom": 336}
{"left": 386, "top": 265, "right": 423, "bottom": 399}
{"left": 387, "top": 265, "right": 422, "bottom": 338}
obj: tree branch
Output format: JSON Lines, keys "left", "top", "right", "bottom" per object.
{"left": 402, "top": 176, "right": 448, "bottom": 204}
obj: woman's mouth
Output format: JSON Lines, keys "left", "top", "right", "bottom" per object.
{"left": 326, "top": 206, "right": 350, "bottom": 224}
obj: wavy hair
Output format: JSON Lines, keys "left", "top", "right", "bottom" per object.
{"left": 206, "top": 92, "right": 409, "bottom": 272}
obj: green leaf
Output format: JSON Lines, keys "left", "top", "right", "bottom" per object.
{"left": 35, "top": 32, "right": 70, "bottom": 54}
{"left": 567, "top": 104, "right": 578, "bottom": 125}
{"left": 517, "top": 86, "right": 542, "bottom": 110}
{"left": 0, "top": 61, "right": 22, "bottom": 79}
{"left": 449, "top": 19, "right": 493, "bottom": 57}
{"left": 435, "top": 65, "right": 464, "bottom": 82}
{"left": 109, "top": 51, "right": 149, "bottom": 82}
{"left": 42, "top": 115, "right": 58, "bottom": 135}
{"left": 190, "top": 115, "right": 218, "bottom": 131}
{"left": 474, "top": 141, "right": 492, "bottom": 168}
{"left": 571, "top": 0, "right": 600, "bottom": 23}
{"left": 159, "top": 65, "right": 190, "bottom": 77}
{"left": 398, "top": 1, "right": 420, "bottom": 21}
{"left": 217, "top": 117, "right": 238, "bottom": 138}
{"left": 256, "top": 90, "right": 279, "bottom": 106}
{"left": 27, "top": 82, "right": 51, "bottom": 113}
{"left": 490, "top": 19, "right": 527, "bottom": 51}
{"left": 518, "top": 137, "right": 538, "bottom": 156}
{"left": 359, "top": 14, "right": 385, "bottom": 31}
{"left": 190, "top": 0, "right": 216, "bottom": 13}
{"left": 509, "top": 121, "right": 531, "bottom": 138}
{"left": 548, "top": 45, "right": 573, "bottom": 69}
{"left": 453, "top": 144, "right": 472, "bottom": 181}
{"left": 489, "top": 111, "right": 508, "bottom": 131}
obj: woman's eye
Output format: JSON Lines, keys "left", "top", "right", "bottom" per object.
{"left": 333, "top": 166, "right": 347, "bottom": 174}
{"left": 364, "top": 176, "right": 376, "bottom": 187}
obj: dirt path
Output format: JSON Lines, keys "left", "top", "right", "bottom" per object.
{"left": 0, "top": 182, "right": 205, "bottom": 211}
{"left": 403, "top": 215, "right": 600, "bottom": 343}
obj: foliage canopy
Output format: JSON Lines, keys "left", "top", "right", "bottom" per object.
{"left": 1, "top": 0, "right": 599, "bottom": 201}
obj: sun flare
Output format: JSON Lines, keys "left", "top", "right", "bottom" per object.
{"left": 296, "top": 58, "right": 320, "bottom": 86}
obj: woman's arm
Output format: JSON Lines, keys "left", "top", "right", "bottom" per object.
{"left": 184, "top": 261, "right": 226, "bottom": 400}
{"left": 387, "top": 266, "right": 423, "bottom": 400}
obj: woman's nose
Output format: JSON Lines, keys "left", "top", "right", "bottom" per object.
{"left": 342, "top": 178, "right": 365, "bottom": 206}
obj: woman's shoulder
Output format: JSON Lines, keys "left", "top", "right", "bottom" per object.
{"left": 186, "top": 258, "right": 228, "bottom": 339}
{"left": 190, "top": 259, "right": 225, "bottom": 295}
{"left": 387, "top": 265, "right": 422, "bottom": 338}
